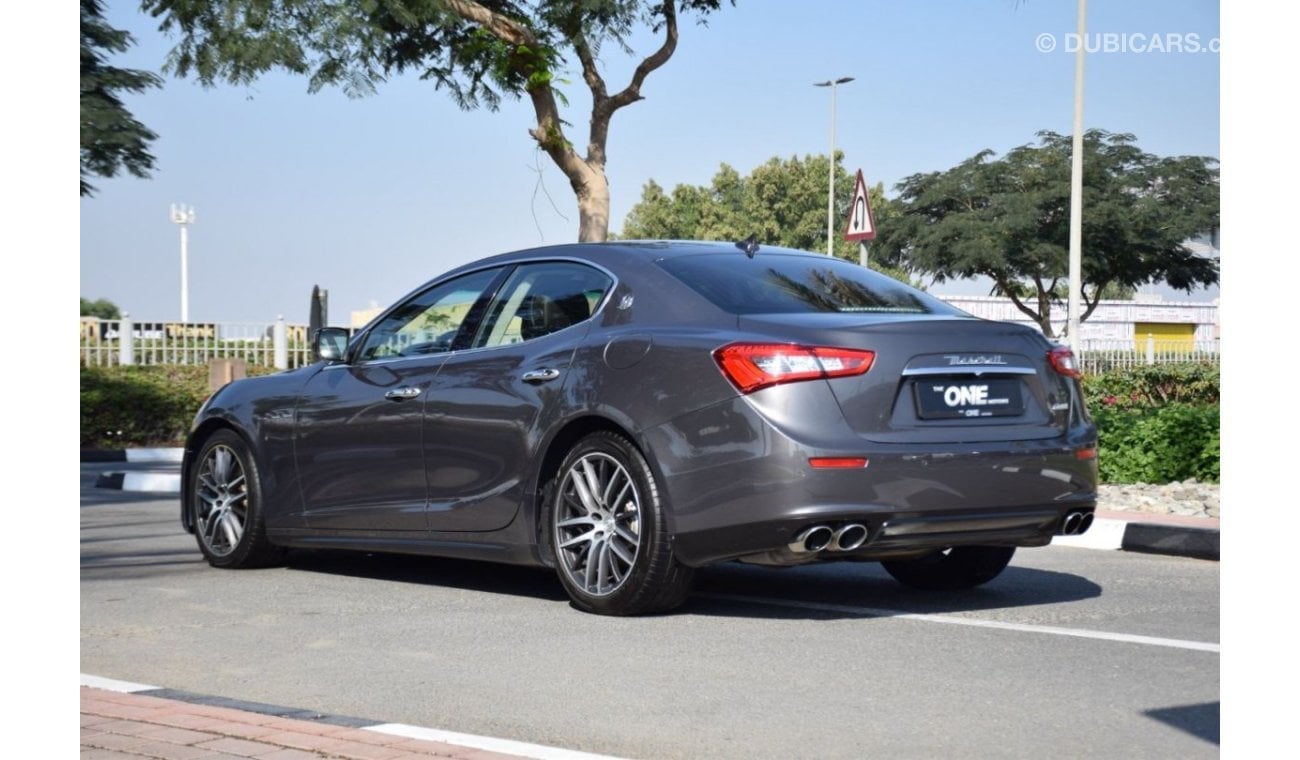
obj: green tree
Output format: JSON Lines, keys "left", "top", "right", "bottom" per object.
{"left": 142, "top": 0, "right": 730, "bottom": 242}
{"left": 81, "top": 297, "right": 123, "bottom": 319}
{"left": 620, "top": 153, "right": 912, "bottom": 283}
{"left": 81, "top": 0, "right": 162, "bottom": 196}
{"left": 874, "top": 129, "right": 1219, "bottom": 337}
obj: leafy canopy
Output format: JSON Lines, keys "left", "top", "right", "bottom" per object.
{"left": 873, "top": 129, "right": 1219, "bottom": 337}
{"left": 81, "top": 297, "right": 123, "bottom": 319}
{"left": 620, "top": 153, "right": 912, "bottom": 283}
{"left": 142, "top": 1, "right": 730, "bottom": 241}
{"left": 81, "top": 0, "right": 162, "bottom": 196}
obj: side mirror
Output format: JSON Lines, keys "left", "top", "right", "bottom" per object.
{"left": 313, "top": 327, "right": 350, "bottom": 362}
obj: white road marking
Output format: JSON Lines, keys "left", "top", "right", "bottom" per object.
{"left": 81, "top": 674, "right": 160, "bottom": 692}
{"left": 698, "top": 593, "right": 1220, "bottom": 653}
{"left": 367, "top": 723, "right": 626, "bottom": 760}
{"left": 124, "top": 448, "right": 185, "bottom": 463}
{"left": 1052, "top": 517, "right": 1126, "bottom": 550}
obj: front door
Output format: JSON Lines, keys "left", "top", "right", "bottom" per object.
{"left": 294, "top": 267, "right": 504, "bottom": 531}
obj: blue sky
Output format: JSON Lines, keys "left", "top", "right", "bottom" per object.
{"left": 79, "top": 0, "right": 1220, "bottom": 323}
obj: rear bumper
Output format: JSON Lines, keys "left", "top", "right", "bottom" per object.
{"left": 671, "top": 502, "right": 1094, "bottom": 566}
{"left": 644, "top": 397, "right": 1098, "bottom": 567}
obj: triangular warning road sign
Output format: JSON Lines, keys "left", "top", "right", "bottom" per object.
{"left": 844, "top": 169, "right": 876, "bottom": 242}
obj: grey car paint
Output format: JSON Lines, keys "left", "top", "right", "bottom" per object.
{"left": 182, "top": 241, "right": 1096, "bottom": 574}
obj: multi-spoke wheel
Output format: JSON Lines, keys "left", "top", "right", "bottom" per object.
{"left": 881, "top": 545, "right": 1015, "bottom": 590}
{"left": 549, "top": 432, "right": 693, "bottom": 615}
{"left": 189, "top": 430, "right": 284, "bottom": 568}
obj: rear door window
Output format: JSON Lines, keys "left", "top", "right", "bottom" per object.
{"left": 473, "top": 262, "right": 613, "bottom": 348}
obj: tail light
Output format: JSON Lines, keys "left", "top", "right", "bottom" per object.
{"left": 1048, "top": 346, "right": 1081, "bottom": 378}
{"left": 714, "top": 343, "right": 875, "bottom": 394}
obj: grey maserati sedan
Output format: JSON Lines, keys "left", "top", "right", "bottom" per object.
{"left": 181, "top": 240, "right": 1098, "bottom": 615}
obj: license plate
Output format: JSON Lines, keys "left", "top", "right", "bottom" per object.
{"left": 915, "top": 378, "right": 1025, "bottom": 419}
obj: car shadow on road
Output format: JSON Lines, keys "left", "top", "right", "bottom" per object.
{"left": 1143, "top": 702, "right": 1219, "bottom": 746}
{"left": 279, "top": 549, "right": 1101, "bottom": 618}
{"left": 683, "top": 560, "right": 1102, "bottom": 619}
{"left": 282, "top": 549, "right": 571, "bottom": 603}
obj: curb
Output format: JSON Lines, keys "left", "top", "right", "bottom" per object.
{"left": 82, "top": 447, "right": 184, "bottom": 463}
{"left": 1052, "top": 515, "right": 1219, "bottom": 561}
{"left": 94, "top": 471, "right": 183, "bottom": 493}
{"left": 82, "top": 674, "right": 623, "bottom": 760}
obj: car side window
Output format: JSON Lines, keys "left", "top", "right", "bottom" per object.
{"left": 356, "top": 268, "right": 501, "bottom": 362}
{"left": 474, "top": 262, "right": 613, "bottom": 348}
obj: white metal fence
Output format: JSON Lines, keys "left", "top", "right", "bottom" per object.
{"left": 80, "top": 317, "right": 315, "bottom": 369}
{"left": 81, "top": 318, "right": 1219, "bottom": 374}
{"left": 1076, "top": 337, "right": 1219, "bottom": 374}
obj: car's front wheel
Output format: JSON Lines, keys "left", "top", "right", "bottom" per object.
{"left": 549, "top": 432, "right": 694, "bottom": 615}
{"left": 189, "top": 429, "right": 285, "bottom": 569}
{"left": 881, "top": 546, "right": 1015, "bottom": 590}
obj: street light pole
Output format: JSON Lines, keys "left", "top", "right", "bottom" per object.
{"left": 814, "top": 76, "right": 854, "bottom": 257}
{"left": 170, "top": 204, "right": 195, "bottom": 323}
{"left": 1067, "top": 0, "right": 1086, "bottom": 351}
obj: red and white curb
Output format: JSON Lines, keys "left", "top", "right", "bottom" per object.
{"left": 81, "top": 674, "right": 624, "bottom": 760}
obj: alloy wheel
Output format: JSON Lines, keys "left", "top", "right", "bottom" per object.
{"left": 554, "top": 452, "right": 643, "bottom": 597}
{"left": 194, "top": 444, "right": 248, "bottom": 557}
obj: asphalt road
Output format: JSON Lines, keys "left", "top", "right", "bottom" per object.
{"left": 81, "top": 464, "right": 1219, "bottom": 759}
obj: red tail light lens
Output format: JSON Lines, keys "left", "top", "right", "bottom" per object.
{"left": 714, "top": 343, "right": 875, "bottom": 394}
{"left": 1048, "top": 346, "right": 1081, "bottom": 378}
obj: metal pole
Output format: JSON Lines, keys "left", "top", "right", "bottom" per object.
{"left": 828, "top": 82, "right": 836, "bottom": 256}
{"left": 274, "top": 315, "right": 288, "bottom": 370}
{"left": 815, "top": 77, "right": 853, "bottom": 257}
{"left": 171, "top": 204, "right": 196, "bottom": 323}
{"left": 180, "top": 224, "right": 189, "bottom": 323}
{"left": 1067, "top": 0, "right": 1086, "bottom": 351}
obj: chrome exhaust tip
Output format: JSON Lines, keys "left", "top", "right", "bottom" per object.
{"left": 789, "top": 525, "right": 834, "bottom": 554}
{"left": 1076, "top": 512, "right": 1094, "bottom": 535}
{"left": 830, "top": 523, "right": 869, "bottom": 552}
{"left": 1060, "top": 512, "right": 1083, "bottom": 535}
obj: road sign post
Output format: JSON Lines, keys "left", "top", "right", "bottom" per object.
{"left": 844, "top": 170, "right": 876, "bottom": 268}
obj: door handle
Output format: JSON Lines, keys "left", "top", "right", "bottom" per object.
{"left": 521, "top": 368, "right": 562, "bottom": 384}
{"left": 384, "top": 386, "right": 422, "bottom": 400}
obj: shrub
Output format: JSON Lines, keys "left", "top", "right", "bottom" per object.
{"left": 80, "top": 365, "right": 282, "bottom": 448}
{"left": 1082, "top": 363, "right": 1219, "bottom": 411}
{"left": 1093, "top": 403, "right": 1220, "bottom": 484}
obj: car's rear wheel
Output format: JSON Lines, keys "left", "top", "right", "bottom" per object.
{"left": 549, "top": 432, "right": 694, "bottom": 615}
{"left": 881, "top": 546, "right": 1015, "bottom": 590}
{"left": 190, "top": 429, "right": 284, "bottom": 569}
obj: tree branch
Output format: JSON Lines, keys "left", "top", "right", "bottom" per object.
{"left": 443, "top": 0, "right": 588, "bottom": 190}
{"left": 605, "top": 1, "right": 678, "bottom": 113}
{"left": 993, "top": 275, "right": 1045, "bottom": 328}
{"left": 1080, "top": 280, "right": 1108, "bottom": 322}
{"left": 443, "top": 0, "right": 535, "bottom": 45}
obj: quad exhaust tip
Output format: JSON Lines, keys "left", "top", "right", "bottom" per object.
{"left": 831, "top": 523, "right": 869, "bottom": 552}
{"left": 789, "top": 523, "right": 870, "bottom": 554}
{"left": 1058, "top": 511, "right": 1094, "bottom": 536}
{"left": 790, "top": 525, "right": 834, "bottom": 554}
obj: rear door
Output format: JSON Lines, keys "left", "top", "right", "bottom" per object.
{"left": 422, "top": 261, "right": 614, "bottom": 532}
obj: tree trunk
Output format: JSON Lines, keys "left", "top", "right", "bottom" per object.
{"left": 576, "top": 170, "right": 611, "bottom": 242}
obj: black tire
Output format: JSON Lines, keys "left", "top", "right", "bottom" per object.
{"left": 547, "top": 431, "right": 694, "bottom": 615}
{"left": 881, "top": 546, "right": 1016, "bottom": 591}
{"left": 188, "top": 429, "right": 285, "bottom": 569}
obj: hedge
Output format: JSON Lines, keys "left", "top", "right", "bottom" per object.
{"left": 80, "top": 365, "right": 277, "bottom": 448}
{"left": 1081, "top": 364, "right": 1220, "bottom": 484}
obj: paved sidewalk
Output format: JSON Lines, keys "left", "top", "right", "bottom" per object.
{"left": 82, "top": 684, "right": 589, "bottom": 760}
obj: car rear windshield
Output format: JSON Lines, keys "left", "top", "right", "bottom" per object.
{"left": 658, "top": 253, "right": 962, "bottom": 316}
